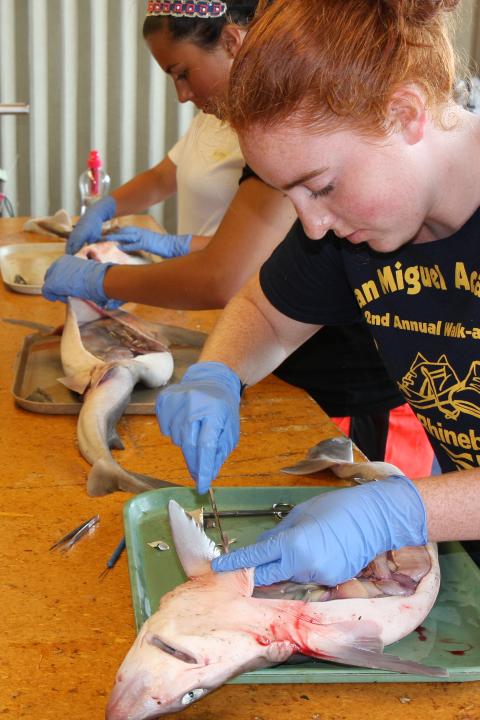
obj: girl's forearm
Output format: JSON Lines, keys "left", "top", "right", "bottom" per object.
{"left": 415, "top": 470, "right": 480, "bottom": 542}
{"left": 200, "top": 275, "right": 321, "bottom": 386}
{"left": 111, "top": 157, "right": 177, "bottom": 216}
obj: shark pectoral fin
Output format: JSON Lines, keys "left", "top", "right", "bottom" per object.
{"left": 58, "top": 371, "right": 92, "bottom": 395}
{"left": 87, "top": 458, "right": 180, "bottom": 497}
{"left": 107, "top": 429, "right": 125, "bottom": 451}
{"left": 87, "top": 458, "right": 123, "bottom": 496}
{"left": 307, "top": 621, "right": 448, "bottom": 677}
{"left": 350, "top": 633, "right": 384, "bottom": 654}
{"left": 90, "top": 362, "right": 120, "bottom": 388}
{"left": 310, "top": 640, "right": 448, "bottom": 678}
{"left": 331, "top": 461, "right": 403, "bottom": 481}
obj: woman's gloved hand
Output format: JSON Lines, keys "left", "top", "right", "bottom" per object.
{"left": 66, "top": 196, "right": 117, "bottom": 254}
{"left": 42, "top": 255, "right": 121, "bottom": 309}
{"left": 107, "top": 227, "right": 193, "bottom": 258}
{"left": 155, "top": 362, "right": 242, "bottom": 494}
{"left": 212, "top": 475, "right": 427, "bottom": 587}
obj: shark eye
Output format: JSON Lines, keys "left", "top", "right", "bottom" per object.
{"left": 147, "top": 634, "right": 198, "bottom": 664}
{"left": 181, "top": 688, "right": 207, "bottom": 706}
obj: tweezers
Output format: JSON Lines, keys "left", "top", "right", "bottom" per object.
{"left": 49, "top": 514, "right": 100, "bottom": 552}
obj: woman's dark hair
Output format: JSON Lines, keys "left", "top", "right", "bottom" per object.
{"left": 143, "top": 1, "right": 257, "bottom": 49}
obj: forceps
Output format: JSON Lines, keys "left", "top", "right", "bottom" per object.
{"left": 202, "top": 502, "right": 294, "bottom": 521}
{"left": 49, "top": 515, "right": 100, "bottom": 552}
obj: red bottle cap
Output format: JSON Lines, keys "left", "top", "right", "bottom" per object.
{"left": 87, "top": 150, "right": 103, "bottom": 170}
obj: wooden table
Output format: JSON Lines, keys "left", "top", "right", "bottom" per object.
{"left": 0, "top": 218, "right": 478, "bottom": 720}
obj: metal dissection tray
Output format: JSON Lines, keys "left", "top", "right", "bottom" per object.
{"left": 12, "top": 327, "right": 206, "bottom": 414}
{"left": 124, "top": 486, "right": 480, "bottom": 684}
{"left": 0, "top": 242, "right": 65, "bottom": 294}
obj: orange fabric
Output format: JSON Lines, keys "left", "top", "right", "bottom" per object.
{"left": 331, "top": 416, "right": 351, "bottom": 437}
{"left": 384, "top": 403, "right": 434, "bottom": 478}
{"left": 331, "top": 404, "right": 434, "bottom": 478}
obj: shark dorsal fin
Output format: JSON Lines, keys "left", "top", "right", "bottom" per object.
{"left": 168, "top": 499, "right": 220, "bottom": 578}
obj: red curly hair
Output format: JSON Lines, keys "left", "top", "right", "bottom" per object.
{"left": 227, "top": 0, "right": 460, "bottom": 137}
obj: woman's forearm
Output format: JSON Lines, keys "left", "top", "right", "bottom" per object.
{"left": 111, "top": 157, "right": 178, "bottom": 216}
{"left": 188, "top": 235, "right": 212, "bottom": 252}
{"left": 200, "top": 275, "right": 321, "bottom": 386}
{"left": 105, "top": 178, "right": 297, "bottom": 309}
{"left": 103, "top": 251, "right": 229, "bottom": 309}
{"left": 415, "top": 470, "right": 480, "bottom": 542}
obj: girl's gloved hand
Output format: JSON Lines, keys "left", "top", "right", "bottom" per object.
{"left": 66, "top": 196, "right": 117, "bottom": 254}
{"left": 108, "top": 227, "right": 193, "bottom": 258}
{"left": 212, "top": 475, "right": 427, "bottom": 587}
{"left": 42, "top": 255, "right": 122, "bottom": 309}
{"left": 155, "top": 362, "right": 242, "bottom": 494}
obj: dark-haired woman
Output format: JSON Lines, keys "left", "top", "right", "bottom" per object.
{"left": 65, "top": 1, "right": 257, "bottom": 256}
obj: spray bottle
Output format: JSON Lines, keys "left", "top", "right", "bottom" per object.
{"left": 79, "top": 150, "right": 111, "bottom": 215}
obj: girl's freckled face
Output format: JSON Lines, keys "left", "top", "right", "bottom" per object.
{"left": 240, "top": 123, "right": 431, "bottom": 253}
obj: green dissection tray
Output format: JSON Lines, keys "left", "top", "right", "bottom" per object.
{"left": 124, "top": 486, "right": 480, "bottom": 684}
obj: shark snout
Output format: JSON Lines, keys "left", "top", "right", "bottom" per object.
{"left": 105, "top": 673, "right": 165, "bottom": 720}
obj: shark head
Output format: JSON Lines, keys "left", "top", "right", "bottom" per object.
{"left": 105, "top": 500, "right": 294, "bottom": 719}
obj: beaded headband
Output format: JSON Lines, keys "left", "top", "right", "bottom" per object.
{"left": 146, "top": 1, "right": 227, "bottom": 18}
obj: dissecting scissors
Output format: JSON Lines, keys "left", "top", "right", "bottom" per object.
{"left": 49, "top": 514, "right": 100, "bottom": 552}
{"left": 202, "top": 502, "right": 294, "bottom": 520}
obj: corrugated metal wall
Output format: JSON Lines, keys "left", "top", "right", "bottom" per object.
{"left": 457, "top": 0, "right": 480, "bottom": 69}
{"left": 0, "top": 0, "right": 195, "bottom": 229}
{"left": 1, "top": 0, "right": 479, "bottom": 226}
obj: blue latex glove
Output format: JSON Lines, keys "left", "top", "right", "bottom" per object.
{"left": 107, "top": 227, "right": 192, "bottom": 258}
{"left": 42, "top": 254, "right": 121, "bottom": 309}
{"left": 212, "top": 475, "right": 427, "bottom": 587}
{"left": 66, "top": 195, "right": 117, "bottom": 254}
{"left": 156, "top": 361, "right": 242, "bottom": 494}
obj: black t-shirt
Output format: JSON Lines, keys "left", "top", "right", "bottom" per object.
{"left": 260, "top": 209, "right": 480, "bottom": 472}
{"left": 239, "top": 165, "right": 404, "bottom": 416}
